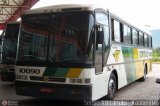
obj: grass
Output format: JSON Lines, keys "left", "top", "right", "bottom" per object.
{"left": 152, "top": 60, "right": 160, "bottom": 64}
{"left": 152, "top": 54, "right": 160, "bottom": 64}
{"left": 152, "top": 49, "right": 160, "bottom": 64}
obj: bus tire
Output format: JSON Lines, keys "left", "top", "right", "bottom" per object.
{"left": 106, "top": 73, "right": 117, "bottom": 100}
{"left": 139, "top": 66, "right": 147, "bottom": 82}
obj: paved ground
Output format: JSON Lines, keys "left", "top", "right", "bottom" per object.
{"left": 114, "top": 64, "right": 160, "bottom": 101}
{"left": 0, "top": 64, "right": 160, "bottom": 106}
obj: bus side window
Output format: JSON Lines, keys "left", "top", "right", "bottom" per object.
{"left": 111, "top": 19, "right": 121, "bottom": 42}
{"left": 144, "top": 34, "right": 148, "bottom": 47}
{"left": 148, "top": 36, "right": 152, "bottom": 48}
{"left": 139, "top": 32, "right": 144, "bottom": 46}
{"left": 132, "top": 29, "right": 139, "bottom": 45}
{"left": 147, "top": 35, "right": 149, "bottom": 47}
{"left": 123, "top": 25, "right": 131, "bottom": 44}
{"left": 151, "top": 37, "right": 152, "bottom": 48}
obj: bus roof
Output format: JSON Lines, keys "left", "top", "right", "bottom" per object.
{"left": 23, "top": 4, "right": 106, "bottom": 14}
{"left": 23, "top": 4, "right": 151, "bottom": 36}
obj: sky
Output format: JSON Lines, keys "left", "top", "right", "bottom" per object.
{"left": 31, "top": 0, "right": 160, "bottom": 30}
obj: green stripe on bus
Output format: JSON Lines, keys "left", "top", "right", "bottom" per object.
{"left": 54, "top": 68, "right": 69, "bottom": 77}
{"left": 122, "top": 47, "right": 133, "bottom": 58}
{"left": 122, "top": 47, "right": 136, "bottom": 83}
{"left": 43, "top": 67, "right": 57, "bottom": 76}
{"left": 43, "top": 67, "right": 69, "bottom": 77}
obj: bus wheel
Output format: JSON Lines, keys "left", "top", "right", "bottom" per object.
{"left": 139, "top": 66, "right": 147, "bottom": 82}
{"left": 106, "top": 73, "right": 117, "bottom": 100}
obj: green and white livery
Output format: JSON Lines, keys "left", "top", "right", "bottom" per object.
{"left": 15, "top": 4, "right": 152, "bottom": 101}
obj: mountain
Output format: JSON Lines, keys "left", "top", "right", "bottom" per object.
{"left": 150, "top": 29, "right": 160, "bottom": 49}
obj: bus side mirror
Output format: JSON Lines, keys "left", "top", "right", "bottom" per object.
{"left": 96, "top": 25, "right": 104, "bottom": 44}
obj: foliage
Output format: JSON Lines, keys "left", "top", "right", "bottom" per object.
{"left": 152, "top": 48, "right": 160, "bottom": 63}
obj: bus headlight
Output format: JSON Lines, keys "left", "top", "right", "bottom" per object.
{"left": 84, "top": 78, "right": 91, "bottom": 84}
{"left": 69, "top": 78, "right": 90, "bottom": 84}
{"left": 16, "top": 75, "right": 28, "bottom": 80}
{"left": 70, "top": 79, "right": 76, "bottom": 83}
{"left": 76, "top": 79, "right": 82, "bottom": 83}
{"left": 70, "top": 78, "right": 82, "bottom": 83}
{"left": 16, "top": 75, "right": 21, "bottom": 79}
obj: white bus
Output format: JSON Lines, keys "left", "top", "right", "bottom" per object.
{"left": 15, "top": 4, "right": 152, "bottom": 101}
{"left": 0, "top": 21, "right": 20, "bottom": 82}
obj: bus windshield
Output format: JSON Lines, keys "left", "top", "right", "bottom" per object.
{"left": 17, "top": 12, "right": 94, "bottom": 67}
{"left": 2, "top": 23, "right": 19, "bottom": 64}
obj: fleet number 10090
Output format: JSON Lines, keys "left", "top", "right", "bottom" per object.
{"left": 19, "top": 68, "right": 40, "bottom": 74}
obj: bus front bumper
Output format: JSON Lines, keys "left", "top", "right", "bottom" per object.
{"left": 15, "top": 80, "right": 92, "bottom": 101}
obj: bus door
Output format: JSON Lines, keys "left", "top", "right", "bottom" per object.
{"left": 95, "top": 11, "right": 109, "bottom": 74}
{"left": 95, "top": 25, "right": 104, "bottom": 74}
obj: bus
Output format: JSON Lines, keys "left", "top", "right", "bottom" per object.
{"left": 15, "top": 4, "right": 152, "bottom": 101}
{"left": 0, "top": 21, "right": 20, "bottom": 82}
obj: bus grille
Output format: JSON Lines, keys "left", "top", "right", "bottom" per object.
{"left": 30, "top": 76, "right": 44, "bottom": 81}
{"left": 48, "top": 77, "right": 66, "bottom": 82}
{"left": 30, "top": 76, "right": 66, "bottom": 82}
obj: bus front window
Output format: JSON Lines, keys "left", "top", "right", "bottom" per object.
{"left": 17, "top": 12, "right": 94, "bottom": 67}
